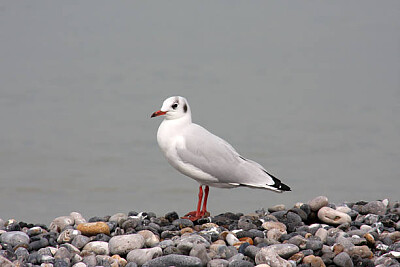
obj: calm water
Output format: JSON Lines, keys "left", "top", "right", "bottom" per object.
{"left": 1, "top": 1, "right": 399, "bottom": 224}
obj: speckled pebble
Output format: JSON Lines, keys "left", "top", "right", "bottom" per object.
{"left": 308, "top": 196, "right": 329, "bottom": 211}
{"left": 109, "top": 234, "right": 145, "bottom": 255}
{"left": 317, "top": 207, "right": 351, "bottom": 225}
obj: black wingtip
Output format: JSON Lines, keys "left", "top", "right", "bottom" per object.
{"left": 264, "top": 170, "right": 291, "bottom": 192}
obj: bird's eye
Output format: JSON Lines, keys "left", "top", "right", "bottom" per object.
{"left": 171, "top": 103, "right": 178, "bottom": 109}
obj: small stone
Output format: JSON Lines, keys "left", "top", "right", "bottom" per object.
{"left": 137, "top": 230, "right": 159, "bottom": 247}
{"left": 266, "top": 228, "right": 284, "bottom": 240}
{"left": 77, "top": 222, "right": 110, "bottom": 236}
{"left": 255, "top": 247, "right": 291, "bottom": 267}
{"left": 228, "top": 259, "right": 254, "bottom": 267}
{"left": 287, "top": 235, "right": 307, "bottom": 250}
{"left": 57, "top": 228, "right": 80, "bottom": 244}
{"left": 126, "top": 247, "right": 162, "bottom": 265}
{"left": 172, "top": 218, "right": 194, "bottom": 229}
{"left": 49, "top": 216, "right": 74, "bottom": 232}
{"left": 72, "top": 263, "right": 87, "bottom": 267}
{"left": 315, "top": 228, "right": 328, "bottom": 243}
{"left": 336, "top": 205, "right": 351, "bottom": 214}
{"left": 141, "top": 254, "right": 202, "bottom": 267}
{"left": 71, "top": 234, "right": 90, "bottom": 249}
{"left": 289, "top": 252, "right": 305, "bottom": 264}
{"left": 54, "top": 246, "right": 72, "bottom": 261}
{"left": 267, "top": 243, "right": 300, "bottom": 259}
{"left": 207, "top": 259, "right": 229, "bottom": 267}
{"left": 0, "top": 231, "right": 30, "bottom": 247}
{"left": 70, "top": 212, "right": 87, "bottom": 225}
{"left": 268, "top": 204, "right": 286, "bottom": 212}
{"left": 306, "top": 237, "right": 323, "bottom": 251}
{"left": 109, "top": 234, "right": 145, "bottom": 255}
{"left": 82, "top": 241, "right": 110, "bottom": 255}
{"left": 181, "top": 227, "right": 194, "bottom": 234}
{"left": 262, "top": 221, "right": 287, "bottom": 232}
{"left": 82, "top": 254, "right": 97, "bottom": 266}
{"left": 109, "top": 212, "right": 128, "bottom": 225}
{"left": 308, "top": 196, "right": 329, "bottom": 211}
{"left": 29, "top": 237, "right": 49, "bottom": 251}
{"left": 361, "top": 201, "right": 386, "bottom": 215}
{"left": 317, "top": 207, "right": 351, "bottom": 225}
{"left": 302, "top": 255, "right": 326, "bottom": 267}
{"left": 346, "top": 245, "right": 373, "bottom": 258}
{"left": 27, "top": 226, "right": 44, "bottom": 237}
{"left": 333, "top": 252, "right": 353, "bottom": 267}
{"left": 189, "top": 244, "right": 210, "bottom": 266}
{"left": 226, "top": 233, "right": 239, "bottom": 246}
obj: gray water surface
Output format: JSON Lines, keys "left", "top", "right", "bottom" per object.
{"left": 1, "top": 1, "right": 399, "bottom": 224}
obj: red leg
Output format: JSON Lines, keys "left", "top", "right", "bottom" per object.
{"left": 201, "top": 185, "right": 209, "bottom": 214}
{"left": 182, "top": 185, "right": 210, "bottom": 221}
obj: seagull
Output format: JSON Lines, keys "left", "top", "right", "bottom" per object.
{"left": 151, "top": 96, "right": 291, "bottom": 221}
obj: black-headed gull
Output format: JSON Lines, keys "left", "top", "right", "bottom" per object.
{"left": 151, "top": 96, "right": 291, "bottom": 220}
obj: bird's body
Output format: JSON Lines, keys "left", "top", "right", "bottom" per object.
{"left": 152, "top": 96, "right": 290, "bottom": 220}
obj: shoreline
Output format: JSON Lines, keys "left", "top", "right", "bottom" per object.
{"left": 0, "top": 196, "right": 399, "bottom": 267}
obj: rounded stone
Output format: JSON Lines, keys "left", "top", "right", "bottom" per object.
{"left": 70, "top": 212, "right": 87, "bottom": 225}
{"left": 141, "top": 254, "right": 202, "bottom": 267}
{"left": 109, "top": 234, "right": 145, "bottom": 255}
{"left": 207, "top": 259, "right": 229, "bottom": 267}
{"left": 189, "top": 244, "right": 210, "bottom": 266}
{"left": 82, "top": 241, "right": 110, "bottom": 255}
{"left": 226, "top": 233, "right": 239, "bottom": 246}
{"left": 255, "top": 247, "right": 291, "bottom": 267}
{"left": 172, "top": 218, "right": 194, "bottom": 229}
{"left": 137, "top": 230, "right": 159, "bottom": 247}
{"left": 57, "top": 228, "right": 81, "bottom": 244}
{"left": 268, "top": 204, "right": 286, "bottom": 212}
{"left": 302, "top": 255, "right": 325, "bottom": 267}
{"left": 77, "top": 222, "right": 110, "bottom": 236}
{"left": 267, "top": 243, "right": 300, "bottom": 259}
{"left": 315, "top": 228, "right": 328, "bottom": 243}
{"left": 126, "top": 247, "right": 162, "bottom": 265}
{"left": 361, "top": 200, "right": 386, "bottom": 215}
{"left": 333, "top": 252, "right": 353, "bottom": 267}
{"left": 49, "top": 216, "right": 74, "bottom": 232}
{"left": 109, "top": 213, "right": 128, "bottom": 225}
{"left": 262, "top": 221, "right": 287, "bottom": 232}
{"left": 0, "top": 231, "right": 30, "bottom": 247}
{"left": 308, "top": 196, "right": 329, "bottom": 211}
{"left": 346, "top": 245, "right": 373, "bottom": 258}
{"left": 71, "top": 234, "right": 90, "bottom": 249}
{"left": 317, "top": 207, "right": 351, "bottom": 225}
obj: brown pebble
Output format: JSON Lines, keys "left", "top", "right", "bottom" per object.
{"left": 333, "top": 244, "right": 344, "bottom": 255}
{"left": 233, "top": 241, "right": 247, "bottom": 249}
{"left": 76, "top": 222, "right": 110, "bottom": 236}
{"left": 180, "top": 227, "right": 194, "bottom": 234}
{"left": 364, "top": 233, "right": 375, "bottom": 245}
{"left": 303, "top": 255, "right": 326, "bottom": 267}
{"left": 239, "top": 237, "right": 253, "bottom": 245}
{"left": 289, "top": 252, "right": 304, "bottom": 264}
{"left": 304, "top": 232, "right": 312, "bottom": 238}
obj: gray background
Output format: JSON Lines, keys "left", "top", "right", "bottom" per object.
{"left": 1, "top": 1, "right": 399, "bottom": 224}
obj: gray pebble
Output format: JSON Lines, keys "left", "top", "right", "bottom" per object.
{"left": 190, "top": 244, "right": 210, "bottom": 266}
{"left": 172, "top": 218, "right": 194, "bottom": 228}
{"left": 361, "top": 200, "right": 386, "bottom": 215}
{"left": 109, "top": 234, "right": 145, "bottom": 255}
{"left": 126, "top": 247, "right": 162, "bottom": 266}
{"left": 207, "top": 259, "right": 229, "bottom": 267}
{"left": 267, "top": 243, "right": 299, "bottom": 259}
{"left": 142, "top": 254, "right": 202, "bottom": 267}
{"left": 305, "top": 237, "right": 323, "bottom": 251}
{"left": 308, "top": 196, "right": 329, "bottom": 211}
{"left": 228, "top": 259, "right": 254, "bottom": 267}
{"left": 333, "top": 252, "right": 353, "bottom": 267}
{"left": 1, "top": 231, "right": 30, "bottom": 247}
{"left": 71, "top": 234, "right": 90, "bottom": 249}
{"left": 82, "top": 241, "right": 110, "bottom": 255}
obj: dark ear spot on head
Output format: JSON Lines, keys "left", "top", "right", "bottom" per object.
{"left": 183, "top": 103, "right": 188, "bottom": 113}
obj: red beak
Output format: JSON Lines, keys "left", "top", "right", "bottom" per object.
{"left": 151, "top": 110, "right": 167, "bottom": 118}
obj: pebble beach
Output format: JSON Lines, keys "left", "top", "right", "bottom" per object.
{"left": 1, "top": 196, "right": 399, "bottom": 267}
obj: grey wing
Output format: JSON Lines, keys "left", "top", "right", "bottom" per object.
{"left": 176, "top": 124, "right": 286, "bottom": 192}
